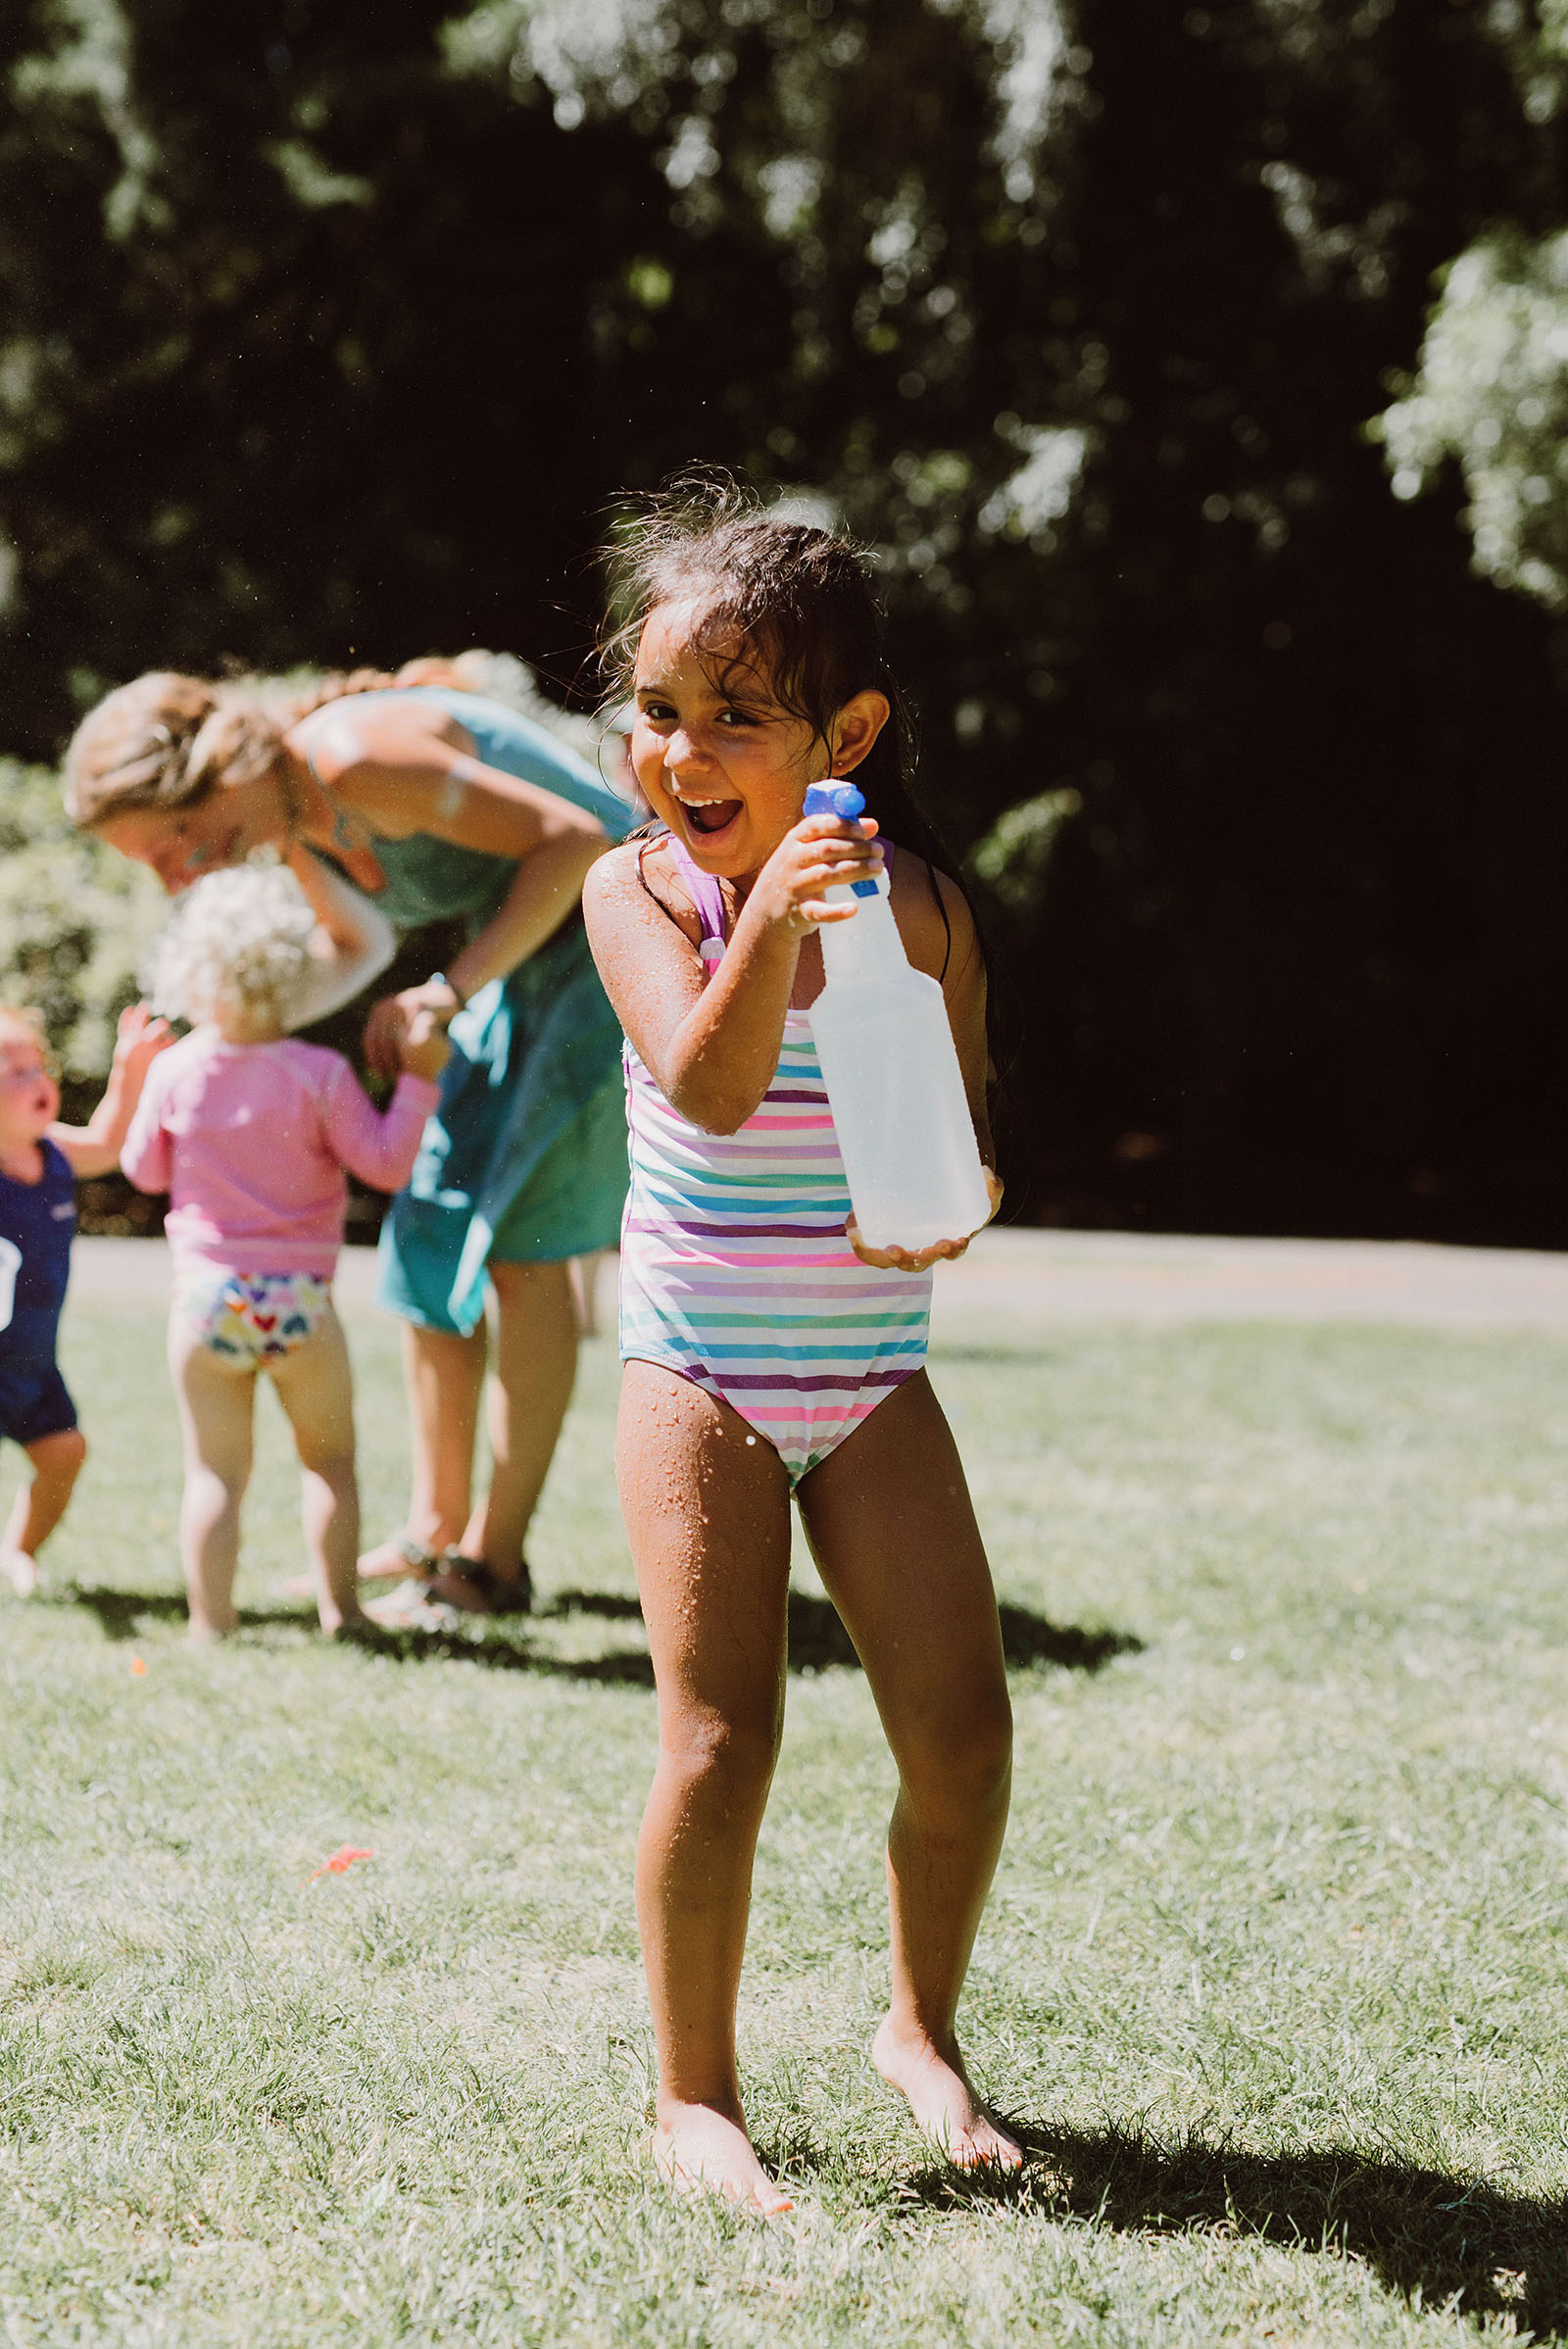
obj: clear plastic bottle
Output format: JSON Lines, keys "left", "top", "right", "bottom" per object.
{"left": 804, "top": 782, "right": 993, "bottom": 1251}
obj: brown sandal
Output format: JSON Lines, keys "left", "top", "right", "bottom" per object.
{"left": 425, "top": 1551, "right": 533, "bottom": 1616}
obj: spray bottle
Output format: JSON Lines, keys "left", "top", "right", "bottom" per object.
{"left": 803, "top": 781, "right": 993, "bottom": 1252}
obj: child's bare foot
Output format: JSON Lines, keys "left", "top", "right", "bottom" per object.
{"left": 187, "top": 1616, "right": 234, "bottom": 1644}
{"left": 872, "top": 2015, "right": 1023, "bottom": 2172}
{"left": 652, "top": 2103, "right": 795, "bottom": 2217}
{"left": 0, "top": 1547, "right": 38, "bottom": 1598}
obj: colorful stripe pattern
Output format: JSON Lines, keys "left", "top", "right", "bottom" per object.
{"left": 618, "top": 842, "right": 932, "bottom": 1485}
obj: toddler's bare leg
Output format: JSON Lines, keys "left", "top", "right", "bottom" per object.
{"left": 269, "top": 1305, "right": 362, "bottom": 1636}
{"left": 168, "top": 1320, "right": 255, "bottom": 1639}
{"left": 800, "top": 1371, "right": 1020, "bottom": 2171}
{"left": 1, "top": 1426, "right": 87, "bottom": 1592}
{"left": 617, "top": 1360, "right": 795, "bottom": 2216}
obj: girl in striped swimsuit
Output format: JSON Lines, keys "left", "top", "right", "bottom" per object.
{"left": 583, "top": 484, "right": 1018, "bottom": 2214}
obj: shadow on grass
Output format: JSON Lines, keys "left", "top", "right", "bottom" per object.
{"left": 898, "top": 2123, "right": 1568, "bottom": 2339}
{"left": 59, "top": 1584, "right": 1136, "bottom": 1687}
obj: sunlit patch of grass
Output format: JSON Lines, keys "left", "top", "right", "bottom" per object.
{"left": 0, "top": 1288, "right": 1565, "bottom": 2341}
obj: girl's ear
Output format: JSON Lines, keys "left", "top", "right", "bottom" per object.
{"left": 828, "top": 690, "right": 890, "bottom": 778}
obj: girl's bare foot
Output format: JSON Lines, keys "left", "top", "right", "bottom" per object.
{"left": 872, "top": 2015, "right": 1023, "bottom": 2172}
{"left": 0, "top": 1547, "right": 38, "bottom": 1598}
{"left": 652, "top": 2104, "right": 795, "bottom": 2217}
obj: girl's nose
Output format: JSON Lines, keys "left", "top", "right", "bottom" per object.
{"left": 665, "top": 729, "right": 709, "bottom": 773}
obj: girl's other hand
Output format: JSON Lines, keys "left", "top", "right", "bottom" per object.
{"left": 749, "top": 811, "right": 884, "bottom": 937}
{"left": 847, "top": 1169, "right": 1004, "bottom": 1270}
{"left": 398, "top": 1006, "right": 451, "bottom": 1083}
{"left": 364, "top": 981, "right": 458, "bottom": 1078}
{"left": 112, "top": 1003, "right": 174, "bottom": 1076}
{"left": 362, "top": 992, "right": 408, "bottom": 1079}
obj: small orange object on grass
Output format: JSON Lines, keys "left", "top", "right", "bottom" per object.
{"left": 128, "top": 1655, "right": 148, "bottom": 1677}
{"left": 308, "top": 1845, "right": 374, "bottom": 1883}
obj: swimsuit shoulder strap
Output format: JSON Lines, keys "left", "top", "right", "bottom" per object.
{"left": 649, "top": 830, "right": 896, "bottom": 972}
{"left": 662, "top": 835, "right": 728, "bottom": 966}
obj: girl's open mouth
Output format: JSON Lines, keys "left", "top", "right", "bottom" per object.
{"left": 682, "top": 798, "right": 744, "bottom": 839}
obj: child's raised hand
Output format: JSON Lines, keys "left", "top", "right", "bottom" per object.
{"left": 847, "top": 1168, "right": 1004, "bottom": 1271}
{"left": 112, "top": 1003, "right": 174, "bottom": 1076}
{"left": 749, "top": 810, "right": 885, "bottom": 937}
{"left": 397, "top": 1005, "right": 451, "bottom": 1083}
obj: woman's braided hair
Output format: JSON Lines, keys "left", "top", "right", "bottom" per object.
{"left": 62, "top": 659, "right": 472, "bottom": 830}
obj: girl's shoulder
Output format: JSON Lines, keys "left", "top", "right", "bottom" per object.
{"left": 583, "top": 832, "right": 704, "bottom": 947}
{"left": 269, "top": 1035, "right": 353, "bottom": 1088}
{"left": 885, "top": 846, "right": 980, "bottom": 986}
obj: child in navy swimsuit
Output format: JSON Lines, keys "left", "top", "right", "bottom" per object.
{"left": 0, "top": 1003, "right": 171, "bottom": 1593}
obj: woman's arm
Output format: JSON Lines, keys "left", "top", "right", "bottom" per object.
{"left": 582, "top": 816, "right": 885, "bottom": 1135}
{"left": 293, "top": 701, "right": 613, "bottom": 1073}
{"left": 281, "top": 846, "right": 398, "bottom": 1030}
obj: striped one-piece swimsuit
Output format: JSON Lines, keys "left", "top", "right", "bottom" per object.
{"left": 619, "top": 837, "right": 933, "bottom": 1485}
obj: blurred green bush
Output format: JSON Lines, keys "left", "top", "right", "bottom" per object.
{"left": 0, "top": 761, "right": 166, "bottom": 1080}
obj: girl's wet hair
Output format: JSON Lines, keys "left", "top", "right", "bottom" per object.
{"left": 604, "top": 474, "right": 917, "bottom": 807}
{"left": 601, "top": 474, "right": 967, "bottom": 923}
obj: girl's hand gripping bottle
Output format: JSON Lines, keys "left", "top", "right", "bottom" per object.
{"left": 804, "top": 782, "right": 994, "bottom": 1252}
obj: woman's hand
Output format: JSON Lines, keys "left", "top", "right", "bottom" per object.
{"left": 743, "top": 811, "right": 885, "bottom": 939}
{"left": 847, "top": 1168, "right": 1004, "bottom": 1270}
{"left": 363, "top": 979, "right": 461, "bottom": 1080}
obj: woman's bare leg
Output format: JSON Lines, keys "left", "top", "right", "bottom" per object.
{"left": 568, "top": 1251, "right": 605, "bottom": 1339}
{"left": 168, "top": 1322, "right": 255, "bottom": 1640}
{"left": 458, "top": 1258, "right": 577, "bottom": 1577}
{"left": 799, "top": 1371, "right": 1019, "bottom": 2170}
{"left": 0, "top": 1426, "right": 87, "bottom": 1593}
{"left": 358, "top": 1318, "right": 484, "bottom": 1575}
{"left": 269, "top": 1307, "right": 364, "bottom": 1636}
{"left": 618, "top": 1359, "right": 795, "bottom": 2215}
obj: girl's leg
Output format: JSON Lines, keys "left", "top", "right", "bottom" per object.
{"left": 168, "top": 1322, "right": 256, "bottom": 1640}
{"left": 268, "top": 1307, "right": 363, "bottom": 1636}
{"left": 358, "top": 1318, "right": 484, "bottom": 1575}
{"left": 1, "top": 1426, "right": 87, "bottom": 1593}
{"left": 618, "top": 1359, "right": 795, "bottom": 2215}
{"left": 798, "top": 1370, "right": 1020, "bottom": 2170}
{"left": 457, "top": 1258, "right": 577, "bottom": 1581}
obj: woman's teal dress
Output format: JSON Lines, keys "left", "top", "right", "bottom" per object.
{"left": 342, "top": 688, "right": 633, "bottom": 1338}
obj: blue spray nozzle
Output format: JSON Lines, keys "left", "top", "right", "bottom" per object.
{"left": 803, "top": 781, "right": 865, "bottom": 821}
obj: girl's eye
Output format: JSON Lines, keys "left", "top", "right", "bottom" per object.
{"left": 716, "top": 707, "right": 759, "bottom": 728}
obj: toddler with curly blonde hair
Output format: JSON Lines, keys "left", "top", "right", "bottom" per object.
{"left": 123, "top": 865, "right": 449, "bottom": 1639}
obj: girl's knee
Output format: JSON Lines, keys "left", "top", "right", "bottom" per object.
{"left": 903, "top": 1692, "right": 1012, "bottom": 1816}
{"left": 189, "top": 1460, "right": 249, "bottom": 1506}
{"left": 29, "top": 1426, "right": 86, "bottom": 1480}
{"left": 662, "top": 1709, "right": 781, "bottom": 1804}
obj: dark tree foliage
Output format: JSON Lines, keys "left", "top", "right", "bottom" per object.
{"left": 4, "top": 0, "right": 1568, "bottom": 1239}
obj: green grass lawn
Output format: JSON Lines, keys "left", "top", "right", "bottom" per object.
{"left": 3, "top": 1280, "right": 1568, "bottom": 2345}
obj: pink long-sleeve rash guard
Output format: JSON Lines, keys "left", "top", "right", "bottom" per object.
{"left": 121, "top": 1029, "right": 440, "bottom": 1278}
